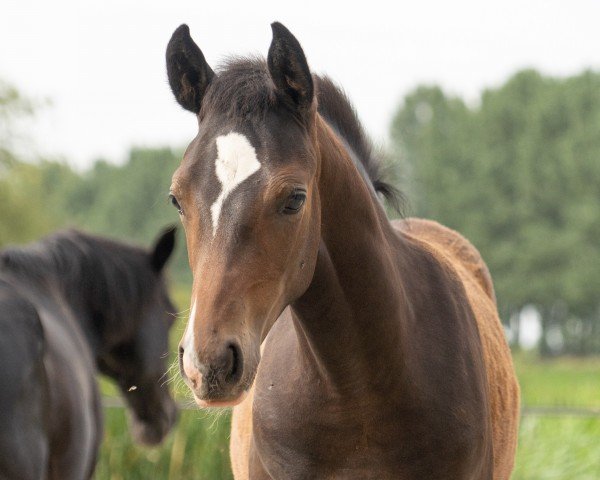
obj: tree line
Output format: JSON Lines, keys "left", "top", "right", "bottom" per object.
{"left": 390, "top": 69, "right": 600, "bottom": 355}
{"left": 1, "top": 70, "right": 599, "bottom": 355}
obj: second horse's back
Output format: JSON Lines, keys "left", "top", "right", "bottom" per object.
{"left": 0, "top": 280, "right": 49, "bottom": 480}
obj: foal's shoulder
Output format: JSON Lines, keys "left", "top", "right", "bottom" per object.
{"left": 390, "top": 218, "right": 496, "bottom": 304}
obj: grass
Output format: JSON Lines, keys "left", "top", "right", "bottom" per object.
{"left": 514, "top": 416, "right": 600, "bottom": 480}
{"left": 95, "top": 408, "right": 232, "bottom": 480}
{"left": 511, "top": 354, "right": 600, "bottom": 479}
{"left": 513, "top": 352, "right": 600, "bottom": 408}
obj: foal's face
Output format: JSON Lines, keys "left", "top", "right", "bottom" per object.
{"left": 167, "top": 23, "right": 319, "bottom": 406}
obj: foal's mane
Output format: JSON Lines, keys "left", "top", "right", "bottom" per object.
{"left": 0, "top": 230, "right": 164, "bottom": 340}
{"left": 201, "top": 57, "right": 402, "bottom": 212}
{"left": 314, "top": 76, "right": 402, "bottom": 212}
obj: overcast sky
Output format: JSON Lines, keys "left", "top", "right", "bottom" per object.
{"left": 2, "top": 0, "right": 599, "bottom": 168}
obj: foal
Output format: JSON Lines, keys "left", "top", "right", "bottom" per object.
{"left": 166, "top": 23, "right": 519, "bottom": 479}
{"left": 0, "top": 228, "right": 178, "bottom": 480}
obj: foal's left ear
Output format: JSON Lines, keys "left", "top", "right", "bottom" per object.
{"left": 268, "top": 22, "right": 314, "bottom": 114}
{"left": 166, "top": 24, "right": 214, "bottom": 114}
{"left": 150, "top": 226, "right": 177, "bottom": 273}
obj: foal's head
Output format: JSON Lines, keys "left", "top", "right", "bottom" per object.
{"left": 166, "top": 23, "right": 322, "bottom": 406}
{"left": 95, "top": 227, "right": 178, "bottom": 444}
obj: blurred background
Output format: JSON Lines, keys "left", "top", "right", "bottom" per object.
{"left": 1, "top": 1, "right": 599, "bottom": 478}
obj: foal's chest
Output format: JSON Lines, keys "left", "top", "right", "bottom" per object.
{"left": 248, "top": 325, "right": 490, "bottom": 479}
{"left": 250, "top": 340, "right": 412, "bottom": 479}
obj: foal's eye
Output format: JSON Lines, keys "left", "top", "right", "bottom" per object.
{"left": 282, "top": 190, "right": 306, "bottom": 215}
{"left": 169, "top": 194, "right": 183, "bottom": 215}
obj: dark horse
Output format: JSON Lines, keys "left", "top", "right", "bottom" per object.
{"left": 166, "top": 23, "right": 520, "bottom": 479}
{"left": 0, "top": 227, "right": 178, "bottom": 479}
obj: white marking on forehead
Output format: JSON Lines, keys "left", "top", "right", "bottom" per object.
{"left": 210, "top": 132, "right": 261, "bottom": 236}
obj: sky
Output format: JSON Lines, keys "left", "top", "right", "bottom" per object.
{"left": 1, "top": 0, "right": 599, "bottom": 168}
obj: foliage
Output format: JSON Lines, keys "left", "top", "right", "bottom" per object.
{"left": 54, "top": 148, "right": 192, "bottom": 284}
{"left": 0, "top": 79, "right": 35, "bottom": 161}
{"left": 0, "top": 82, "right": 63, "bottom": 244}
{"left": 0, "top": 151, "right": 191, "bottom": 283}
{"left": 1, "top": 78, "right": 190, "bottom": 280}
{"left": 390, "top": 70, "right": 600, "bottom": 355}
{"left": 0, "top": 161, "right": 66, "bottom": 245}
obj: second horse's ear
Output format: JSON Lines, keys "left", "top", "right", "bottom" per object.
{"left": 267, "top": 22, "right": 314, "bottom": 115}
{"left": 166, "top": 24, "right": 214, "bottom": 114}
{"left": 150, "top": 226, "right": 177, "bottom": 273}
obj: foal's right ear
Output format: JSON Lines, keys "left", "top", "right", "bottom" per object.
{"left": 166, "top": 24, "right": 214, "bottom": 114}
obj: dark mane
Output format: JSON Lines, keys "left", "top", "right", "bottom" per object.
{"left": 201, "top": 57, "right": 402, "bottom": 212}
{"left": 314, "top": 76, "right": 403, "bottom": 213}
{"left": 0, "top": 230, "right": 165, "bottom": 342}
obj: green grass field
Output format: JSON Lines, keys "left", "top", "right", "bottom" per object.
{"left": 513, "top": 416, "right": 600, "bottom": 480}
{"left": 511, "top": 354, "right": 600, "bottom": 479}
{"left": 513, "top": 353, "right": 600, "bottom": 408}
{"left": 95, "top": 286, "right": 600, "bottom": 478}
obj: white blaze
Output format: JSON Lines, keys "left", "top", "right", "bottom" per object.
{"left": 210, "top": 132, "right": 261, "bottom": 236}
{"left": 183, "top": 300, "right": 197, "bottom": 368}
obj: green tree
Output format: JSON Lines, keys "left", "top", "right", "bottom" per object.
{"left": 391, "top": 69, "right": 600, "bottom": 355}
{"left": 0, "top": 81, "right": 63, "bottom": 245}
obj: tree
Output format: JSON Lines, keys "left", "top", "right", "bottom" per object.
{"left": 390, "top": 69, "right": 600, "bottom": 355}
{"left": 0, "top": 81, "right": 62, "bottom": 245}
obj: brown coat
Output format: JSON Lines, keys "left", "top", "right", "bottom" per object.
{"left": 231, "top": 218, "right": 519, "bottom": 479}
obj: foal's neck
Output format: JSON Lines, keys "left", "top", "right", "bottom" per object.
{"left": 291, "top": 117, "right": 409, "bottom": 395}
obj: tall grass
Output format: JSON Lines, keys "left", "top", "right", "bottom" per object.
{"left": 513, "top": 353, "right": 600, "bottom": 407}
{"left": 514, "top": 416, "right": 600, "bottom": 480}
{"left": 95, "top": 409, "right": 233, "bottom": 480}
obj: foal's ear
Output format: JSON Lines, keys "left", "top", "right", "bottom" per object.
{"left": 150, "top": 226, "right": 177, "bottom": 273}
{"left": 267, "top": 22, "right": 314, "bottom": 114}
{"left": 166, "top": 24, "right": 214, "bottom": 114}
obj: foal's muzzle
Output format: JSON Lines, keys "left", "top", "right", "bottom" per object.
{"left": 180, "top": 341, "right": 247, "bottom": 407}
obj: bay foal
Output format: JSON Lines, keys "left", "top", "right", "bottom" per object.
{"left": 166, "top": 23, "right": 519, "bottom": 479}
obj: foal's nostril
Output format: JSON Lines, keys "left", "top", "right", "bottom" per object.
{"left": 225, "top": 343, "right": 242, "bottom": 384}
{"left": 178, "top": 345, "right": 186, "bottom": 379}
